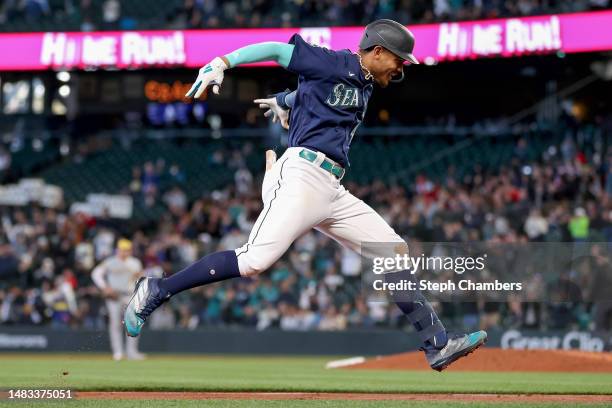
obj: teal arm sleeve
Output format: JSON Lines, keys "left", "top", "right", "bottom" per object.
{"left": 225, "top": 42, "right": 295, "bottom": 68}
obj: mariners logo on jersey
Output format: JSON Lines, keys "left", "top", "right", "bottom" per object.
{"left": 286, "top": 34, "right": 374, "bottom": 167}
{"left": 326, "top": 84, "right": 360, "bottom": 108}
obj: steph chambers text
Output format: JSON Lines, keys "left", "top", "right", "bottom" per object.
{"left": 373, "top": 279, "right": 523, "bottom": 293}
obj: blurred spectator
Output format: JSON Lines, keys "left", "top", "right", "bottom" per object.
{"left": 547, "top": 270, "right": 583, "bottom": 329}
{"left": 0, "top": 145, "right": 12, "bottom": 177}
{"left": 163, "top": 186, "right": 188, "bottom": 215}
{"left": 0, "top": 124, "right": 611, "bottom": 333}
{"left": 569, "top": 207, "right": 590, "bottom": 241}
{"left": 588, "top": 244, "right": 612, "bottom": 330}
{"left": 80, "top": 0, "right": 97, "bottom": 31}
{"left": 2, "top": 0, "right": 609, "bottom": 32}
{"left": 318, "top": 305, "right": 347, "bottom": 331}
{"left": 149, "top": 304, "right": 177, "bottom": 329}
{"left": 177, "top": 303, "right": 199, "bottom": 329}
{"left": 141, "top": 161, "right": 160, "bottom": 207}
{"left": 93, "top": 228, "right": 115, "bottom": 261}
{"left": 340, "top": 247, "right": 361, "bottom": 277}
{"left": 524, "top": 209, "right": 549, "bottom": 241}
{"left": 101, "top": 0, "right": 120, "bottom": 29}
{"left": 25, "top": 0, "right": 50, "bottom": 22}
{"left": 234, "top": 166, "right": 253, "bottom": 196}
{"left": 129, "top": 166, "right": 142, "bottom": 196}
{"left": 168, "top": 0, "right": 205, "bottom": 29}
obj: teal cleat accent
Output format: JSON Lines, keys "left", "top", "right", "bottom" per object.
{"left": 123, "top": 302, "right": 145, "bottom": 337}
{"left": 424, "top": 330, "right": 487, "bottom": 372}
{"left": 123, "top": 277, "right": 169, "bottom": 337}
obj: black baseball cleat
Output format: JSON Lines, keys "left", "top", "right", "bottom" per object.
{"left": 423, "top": 330, "right": 487, "bottom": 372}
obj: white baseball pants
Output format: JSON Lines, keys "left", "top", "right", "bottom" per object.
{"left": 235, "top": 147, "right": 406, "bottom": 277}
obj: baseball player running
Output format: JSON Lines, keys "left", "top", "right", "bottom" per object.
{"left": 93, "top": 239, "right": 145, "bottom": 360}
{"left": 124, "top": 19, "right": 486, "bottom": 371}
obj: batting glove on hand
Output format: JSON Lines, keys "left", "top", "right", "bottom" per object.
{"left": 185, "top": 57, "right": 228, "bottom": 99}
{"left": 254, "top": 97, "right": 289, "bottom": 130}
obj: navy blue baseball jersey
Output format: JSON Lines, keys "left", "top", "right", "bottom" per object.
{"left": 286, "top": 34, "right": 374, "bottom": 168}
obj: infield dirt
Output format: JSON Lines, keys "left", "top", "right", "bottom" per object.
{"left": 76, "top": 391, "right": 612, "bottom": 403}
{"left": 349, "top": 347, "right": 612, "bottom": 372}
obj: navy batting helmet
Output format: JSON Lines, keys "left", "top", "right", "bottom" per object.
{"left": 359, "top": 19, "right": 419, "bottom": 65}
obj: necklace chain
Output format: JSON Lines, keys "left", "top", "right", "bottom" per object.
{"left": 355, "top": 52, "right": 373, "bottom": 81}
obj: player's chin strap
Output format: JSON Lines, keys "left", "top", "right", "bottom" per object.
{"left": 386, "top": 269, "right": 447, "bottom": 349}
{"left": 390, "top": 69, "right": 404, "bottom": 82}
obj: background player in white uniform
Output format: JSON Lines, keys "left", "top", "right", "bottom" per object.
{"left": 124, "top": 19, "right": 487, "bottom": 371}
{"left": 92, "top": 239, "right": 144, "bottom": 360}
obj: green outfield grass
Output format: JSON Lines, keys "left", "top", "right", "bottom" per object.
{"left": 1, "top": 354, "right": 612, "bottom": 394}
{"left": 1, "top": 354, "right": 611, "bottom": 407}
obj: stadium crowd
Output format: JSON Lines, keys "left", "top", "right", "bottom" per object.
{"left": 0, "top": 128, "right": 611, "bottom": 333}
{"left": 0, "top": 0, "right": 609, "bottom": 31}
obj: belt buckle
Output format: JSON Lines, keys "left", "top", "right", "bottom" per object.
{"left": 330, "top": 162, "right": 344, "bottom": 179}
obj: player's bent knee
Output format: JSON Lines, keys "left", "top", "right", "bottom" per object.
{"left": 235, "top": 251, "right": 274, "bottom": 277}
{"left": 394, "top": 241, "right": 409, "bottom": 255}
{"left": 239, "top": 263, "right": 266, "bottom": 277}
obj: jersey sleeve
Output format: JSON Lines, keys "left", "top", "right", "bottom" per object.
{"left": 91, "top": 259, "right": 109, "bottom": 289}
{"left": 286, "top": 34, "right": 341, "bottom": 78}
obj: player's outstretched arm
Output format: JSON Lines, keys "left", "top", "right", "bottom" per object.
{"left": 254, "top": 89, "right": 296, "bottom": 130}
{"left": 91, "top": 262, "right": 118, "bottom": 299}
{"left": 185, "top": 42, "right": 295, "bottom": 99}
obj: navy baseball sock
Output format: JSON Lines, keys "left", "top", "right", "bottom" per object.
{"left": 395, "top": 300, "right": 448, "bottom": 350}
{"left": 387, "top": 269, "right": 448, "bottom": 350}
{"left": 158, "top": 250, "right": 241, "bottom": 296}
